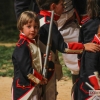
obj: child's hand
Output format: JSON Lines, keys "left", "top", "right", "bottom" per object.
{"left": 43, "top": 53, "right": 52, "bottom": 61}
{"left": 48, "top": 53, "right": 52, "bottom": 61}
{"left": 39, "top": 77, "right": 47, "bottom": 85}
{"left": 84, "top": 43, "right": 100, "bottom": 52}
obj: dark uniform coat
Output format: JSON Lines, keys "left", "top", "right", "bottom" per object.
{"left": 12, "top": 34, "right": 43, "bottom": 100}
{"left": 38, "top": 10, "right": 84, "bottom": 80}
{"left": 73, "top": 18, "right": 100, "bottom": 100}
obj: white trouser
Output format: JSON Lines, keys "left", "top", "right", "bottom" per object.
{"left": 60, "top": 22, "right": 80, "bottom": 75}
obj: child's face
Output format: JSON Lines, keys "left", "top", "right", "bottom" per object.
{"left": 54, "top": 0, "right": 64, "bottom": 15}
{"left": 20, "top": 20, "right": 39, "bottom": 39}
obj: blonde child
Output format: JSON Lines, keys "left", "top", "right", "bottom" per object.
{"left": 12, "top": 11, "right": 49, "bottom": 100}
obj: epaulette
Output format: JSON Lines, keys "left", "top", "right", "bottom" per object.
{"left": 16, "top": 38, "right": 26, "bottom": 47}
{"left": 81, "top": 17, "right": 90, "bottom": 25}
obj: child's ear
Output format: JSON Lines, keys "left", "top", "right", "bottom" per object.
{"left": 50, "top": 3, "right": 56, "bottom": 10}
{"left": 20, "top": 30, "right": 23, "bottom": 33}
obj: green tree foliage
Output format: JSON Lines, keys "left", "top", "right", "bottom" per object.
{"left": 0, "top": 0, "right": 16, "bottom": 25}
{"left": 0, "top": 0, "right": 18, "bottom": 42}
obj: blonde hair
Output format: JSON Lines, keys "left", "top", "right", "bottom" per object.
{"left": 17, "top": 11, "right": 40, "bottom": 30}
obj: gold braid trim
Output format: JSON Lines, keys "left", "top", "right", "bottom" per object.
{"left": 65, "top": 48, "right": 83, "bottom": 54}
{"left": 27, "top": 73, "right": 40, "bottom": 84}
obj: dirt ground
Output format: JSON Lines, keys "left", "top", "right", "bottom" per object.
{"left": 0, "top": 77, "right": 72, "bottom": 100}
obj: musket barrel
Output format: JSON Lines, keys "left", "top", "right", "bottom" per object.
{"left": 43, "top": 10, "right": 54, "bottom": 77}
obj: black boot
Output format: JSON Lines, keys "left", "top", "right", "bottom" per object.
{"left": 71, "top": 74, "right": 79, "bottom": 95}
{"left": 72, "top": 74, "right": 79, "bottom": 84}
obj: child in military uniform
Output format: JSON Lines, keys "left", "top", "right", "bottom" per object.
{"left": 57, "top": 0, "right": 80, "bottom": 84}
{"left": 72, "top": 0, "right": 100, "bottom": 99}
{"left": 11, "top": 11, "right": 51, "bottom": 100}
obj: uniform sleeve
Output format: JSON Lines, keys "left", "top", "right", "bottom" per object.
{"left": 51, "top": 23, "right": 67, "bottom": 52}
{"left": 44, "top": 23, "right": 84, "bottom": 54}
{"left": 39, "top": 23, "right": 66, "bottom": 53}
{"left": 14, "top": 0, "right": 32, "bottom": 19}
{"left": 13, "top": 43, "right": 42, "bottom": 84}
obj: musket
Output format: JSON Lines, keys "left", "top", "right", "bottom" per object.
{"left": 41, "top": 10, "right": 54, "bottom": 100}
{"left": 42, "top": 10, "right": 54, "bottom": 77}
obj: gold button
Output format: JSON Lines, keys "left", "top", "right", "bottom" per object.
{"left": 23, "top": 85, "right": 25, "bottom": 87}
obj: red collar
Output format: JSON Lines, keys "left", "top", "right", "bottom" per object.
{"left": 19, "top": 33, "right": 36, "bottom": 44}
{"left": 40, "top": 10, "right": 60, "bottom": 21}
{"left": 81, "top": 16, "right": 90, "bottom": 25}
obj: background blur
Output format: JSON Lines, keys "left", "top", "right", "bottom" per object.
{"left": 0, "top": 0, "right": 18, "bottom": 42}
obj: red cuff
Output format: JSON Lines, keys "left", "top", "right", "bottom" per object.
{"left": 68, "top": 42, "right": 84, "bottom": 50}
{"left": 89, "top": 75, "right": 100, "bottom": 90}
{"left": 34, "top": 70, "right": 43, "bottom": 81}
